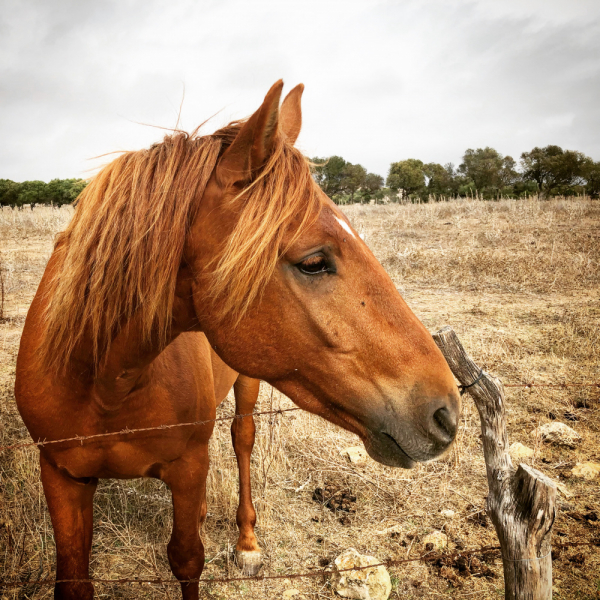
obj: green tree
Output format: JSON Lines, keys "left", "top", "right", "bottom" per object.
{"left": 520, "top": 145, "right": 592, "bottom": 197}
{"left": 312, "top": 157, "right": 383, "bottom": 203}
{"left": 584, "top": 161, "right": 600, "bottom": 198}
{"left": 341, "top": 163, "right": 367, "bottom": 201}
{"left": 458, "top": 147, "right": 518, "bottom": 198}
{"left": 18, "top": 180, "right": 48, "bottom": 207}
{"left": 0, "top": 179, "right": 21, "bottom": 206}
{"left": 361, "top": 172, "right": 385, "bottom": 203}
{"left": 423, "top": 162, "right": 457, "bottom": 197}
{"left": 47, "top": 178, "right": 87, "bottom": 205}
{"left": 364, "top": 172, "right": 384, "bottom": 194}
{"left": 386, "top": 159, "right": 425, "bottom": 199}
{"left": 311, "top": 156, "right": 348, "bottom": 197}
{"left": 0, "top": 178, "right": 87, "bottom": 208}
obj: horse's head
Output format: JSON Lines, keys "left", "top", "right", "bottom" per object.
{"left": 189, "top": 81, "right": 460, "bottom": 468}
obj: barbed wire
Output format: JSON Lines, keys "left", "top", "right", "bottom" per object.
{"left": 0, "top": 381, "right": 597, "bottom": 454}
{"left": 1, "top": 540, "right": 597, "bottom": 589}
{"left": 504, "top": 382, "right": 599, "bottom": 388}
{"left": 0, "top": 407, "right": 302, "bottom": 453}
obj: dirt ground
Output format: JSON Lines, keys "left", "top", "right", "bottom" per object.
{"left": 1, "top": 198, "right": 599, "bottom": 599}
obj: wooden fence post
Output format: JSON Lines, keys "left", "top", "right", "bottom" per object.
{"left": 433, "top": 326, "right": 556, "bottom": 600}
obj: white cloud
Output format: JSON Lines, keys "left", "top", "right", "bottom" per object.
{"left": 0, "top": 0, "right": 599, "bottom": 181}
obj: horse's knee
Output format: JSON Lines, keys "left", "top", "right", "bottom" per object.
{"left": 167, "top": 535, "right": 204, "bottom": 580}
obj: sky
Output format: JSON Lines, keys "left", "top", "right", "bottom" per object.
{"left": 1, "top": 0, "right": 599, "bottom": 182}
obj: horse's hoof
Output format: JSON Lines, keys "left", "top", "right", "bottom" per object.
{"left": 234, "top": 550, "right": 262, "bottom": 576}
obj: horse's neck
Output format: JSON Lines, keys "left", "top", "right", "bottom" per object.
{"left": 92, "top": 268, "right": 200, "bottom": 408}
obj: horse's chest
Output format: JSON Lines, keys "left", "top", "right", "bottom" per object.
{"left": 45, "top": 386, "right": 214, "bottom": 480}
{"left": 51, "top": 431, "right": 202, "bottom": 479}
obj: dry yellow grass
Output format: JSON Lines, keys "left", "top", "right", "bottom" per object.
{"left": 1, "top": 199, "right": 599, "bottom": 599}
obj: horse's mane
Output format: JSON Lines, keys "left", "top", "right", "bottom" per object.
{"left": 39, "top": 121, "right": 322, "bottom": 373}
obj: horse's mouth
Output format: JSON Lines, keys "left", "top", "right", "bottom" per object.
{"left": 364, "top": 430, "right": 417, "bottom": 468}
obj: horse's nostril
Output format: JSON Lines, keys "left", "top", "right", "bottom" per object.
{"left": 432, "top": 407, "right": 457, "bottom": 441}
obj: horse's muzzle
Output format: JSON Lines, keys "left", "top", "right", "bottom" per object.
{"left": 363, "top": 397, "right": 459, "bottom": 468}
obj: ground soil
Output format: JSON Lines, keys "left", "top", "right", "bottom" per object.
{"left": 1, "top": 198, "right": 599, "bottom": 599}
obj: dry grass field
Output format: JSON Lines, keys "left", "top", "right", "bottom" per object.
{"left": 1, "top": 198, "right": 599, "bottom": 599}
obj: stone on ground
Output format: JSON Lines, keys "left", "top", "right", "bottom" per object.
{"left": 509, "top": 442, "right": 535, "bottom": 461}
{"left": 440, "top": 509, "right": 455, "bottom": 519}
{"left": 282, "top": 589, "right": 301, "bottom": 599}
{"left": 332, "top": 548, "right": 391, "bottom": 600}
{"left": 341, "top": 446, "right": 368, "bottom": 466}
{"left": 532, "top": 422, "right": 582, "bottom": 448}
{"left": 571, "top": 462, "right": 600, "bottom": 480}
{"left": 555, "top": 480, "right": 573, "bottom": 498}
{"left": 375, "top": 524, "right": 402, "bottom": 536}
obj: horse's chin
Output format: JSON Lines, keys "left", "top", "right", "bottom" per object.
{"left": 362, "top": 431, "right": 417, "bottom": 469}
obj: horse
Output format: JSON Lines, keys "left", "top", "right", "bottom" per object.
{"left": 15, "top": 80, "right": 461, "bottom": 600}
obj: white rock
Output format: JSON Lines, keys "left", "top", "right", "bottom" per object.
{"left": 555, "top": 481, "right": 573, "bottom": 498}
{"left": 341, "top": 446, "right": 368, "bottom": 466}
{"left": 422, "top": 530, "right": 447, "bottom": 551}
{"left": 571, "top": 462, "right": 600, "bottom": 480}
{"left": 374, "top": 524, "right": 402, "bottom": 536}
{"left": 532, "top": 422, "right": 582, "bottom": 448}
{"left": 282, "top": 589, "right": 300, "bottom": 599}
{"left": 440, "top": 509, "right": 455, "bottom": 519}
{"left": 332, "top": 548, "right": 391, "bottom": 600}
{"left": 509, "top": 442, "right": 535, "bottom": 461}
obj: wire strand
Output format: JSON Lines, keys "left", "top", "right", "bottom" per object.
{"left": 1, "top": 541, "right": 596, "bottom": 589}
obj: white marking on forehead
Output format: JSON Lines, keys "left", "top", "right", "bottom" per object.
{"left": 334, "top": 216, "right": 356, "bottom": 238}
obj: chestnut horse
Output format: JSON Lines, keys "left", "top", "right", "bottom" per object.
{"left": 15, "top": 81, "right": 460, "bottom": 600}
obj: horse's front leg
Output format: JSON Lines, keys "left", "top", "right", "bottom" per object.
{"left": 232, "top": 376, "right": 262, "bottom": 575}
{"left": 40, "top": 453, "right": 97, "bottom": 600}
{"left": 163, "top": 446, "right": 209, "bottom": 600}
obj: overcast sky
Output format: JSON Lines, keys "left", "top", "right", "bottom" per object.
{"left": 1, "top": 0, "right": 599, "bottom": 182}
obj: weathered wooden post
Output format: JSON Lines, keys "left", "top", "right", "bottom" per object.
{"left": 433, "top": 326, "right": 556, "bottom": 600}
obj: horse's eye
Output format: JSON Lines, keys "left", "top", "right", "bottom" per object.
{"left": 297, "top": 255, "right": 330, "bottom": 275}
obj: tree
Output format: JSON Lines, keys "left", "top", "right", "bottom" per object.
{"left": 364, "top": 172, "right": 384, "bottom": 194}
{"left": 47, "top": 178, "right": 87, "bottom": 205}
{"left": 584, "top": 161, "right": 600, "bottom": 198}
{"left": 0, "top": 179, "right": 21, "bottom": 206}
{"left": 520, "top": 145, "right": 592, "bottom": 197}
{"left": 341, "top": 163, "right": 367, "bottom": 201}
{"left": 386, "top": 159, "right": 425, "bottom": 198}
{"left": 311, "top": 156, "right": 348, "bottom": 197}
{"left": 312, "top": 157, "right": 383, "bottom": 203}
{"left": 423, "top": 162, "right": 457, "bottom": 198}
{"left": 458, "top": 148, "right": 518, "bottom": 198}
{"left": 0, "top": 178, "right": 88, "bottom": 208}
{"left": 18, "top": 180, "right": 48, "bottom": 207}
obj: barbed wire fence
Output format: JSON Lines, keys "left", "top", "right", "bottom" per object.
{"left": 1, "top": 540, "right": 598, "bottom": 590}
{"left": 1, "top": 382, "right": 597, "bottom": 454}
{"left": 0, "top": 380, "right": 598, "bottom": 590}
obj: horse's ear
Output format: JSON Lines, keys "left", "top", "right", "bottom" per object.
{"left": 216, "top": 80, "right": 283, "bottom": 188}
{"left": 280, "top": 83, "right": 304, "bottom": 145}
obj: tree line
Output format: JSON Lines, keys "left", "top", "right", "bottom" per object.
{"left": 312, "top": 145, "right": 600, "bottom": 203}
{"left": 2, "top": 144, "right": 599, "bottom": 208}
{"left": 0, "top": 178, "right": 88, "bottom": 208}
